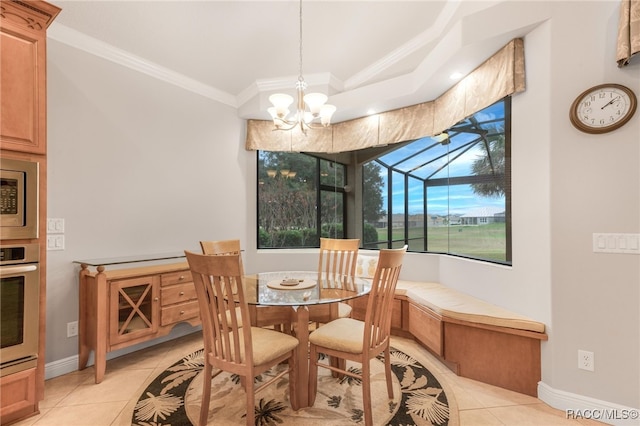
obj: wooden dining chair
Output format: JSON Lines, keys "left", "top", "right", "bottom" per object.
{"left": 185, "top": 251, "right": 300, "bottom": 426}
{"left": 200, "top": 239, "right": 292, "bottom": 331}
{"left": 199, "top": 239, "right": 246, "bottom": 327}
{"left": 308, "top": 237, "right": 360, "bottom": 324}
{"left": 307, "top": 245, "right": 407, "bottom": 426}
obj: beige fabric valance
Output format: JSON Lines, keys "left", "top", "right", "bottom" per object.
{"left": 246, "top": 38, "right": 525, "bottom": 153}
{"left": 617, "top": 0, "right": 640, "bottom": 67}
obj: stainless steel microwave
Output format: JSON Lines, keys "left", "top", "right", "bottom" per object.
{"left": 0, "top": 158, "right": 38, "bottom": 240}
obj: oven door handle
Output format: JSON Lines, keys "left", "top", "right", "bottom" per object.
{"left": 0, "top": 264, "right": 38, "bottom": 276}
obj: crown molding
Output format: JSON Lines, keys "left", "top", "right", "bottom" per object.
{"left": 344, "top": 0, "right": 462, "bottom": 90}
{"left": 47, "top": 23, "right": 238, "bottom": 108}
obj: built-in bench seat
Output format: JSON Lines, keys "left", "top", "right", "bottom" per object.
{"left": 350, "top": 279, "right": 548, "bottom": 397}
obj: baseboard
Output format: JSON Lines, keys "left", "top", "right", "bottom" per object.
{"left": 45, "top": 354, "right": 79, "bottom": 380}
{"left": 538, "top": 382, "right": 639, "bottom": 426}
{"left": 45, "top": 326, "right": 201, "bottom": 380}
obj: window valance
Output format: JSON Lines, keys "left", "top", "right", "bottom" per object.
{"left": 246, "top": 38, "right": 525, "bottom": 153}
{"left": 617, "top": 0, "right": 640, "bottom": 67}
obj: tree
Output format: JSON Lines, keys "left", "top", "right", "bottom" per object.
{"left": 258, "top": 152, "right": 317, "bottom": 239}
{"left": 470, "top": 135, "right": 506, "bottom": 197}
{"left": 258, "top": 152, "right": 348, "bottom": 247}
{"left": 362, "top": 162, "right": 385, "bottom": 223}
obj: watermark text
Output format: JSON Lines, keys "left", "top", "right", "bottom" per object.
{"left": 566, "top": 409, "right": 639, "bottom": 421}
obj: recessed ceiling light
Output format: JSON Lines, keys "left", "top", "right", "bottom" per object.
{"left": 449, "top": 72, "right": 463, "bottom": 80}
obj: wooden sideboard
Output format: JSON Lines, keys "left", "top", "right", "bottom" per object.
{"left": 76, "top": 256, "right": 202, "bottom": 384}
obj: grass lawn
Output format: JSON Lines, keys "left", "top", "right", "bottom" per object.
{"left": 376, "top": 223, "right": 507, "bottom": 262}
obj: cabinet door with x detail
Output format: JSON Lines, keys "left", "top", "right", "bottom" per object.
{"left": 109, "top": 275, "right": 159, "bottom": 347}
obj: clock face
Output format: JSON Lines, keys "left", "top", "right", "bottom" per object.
{"left": 570, "top": 84, "right": 637, "bottom": 134}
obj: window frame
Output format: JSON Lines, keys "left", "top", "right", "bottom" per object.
{"left": 257, "top": 152, "right": 348, "bottom": 249}
{"left": 362, "top": 97, "right": 512, "bottom": 265}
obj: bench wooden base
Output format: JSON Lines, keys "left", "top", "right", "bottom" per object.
{"left": 350, "top": 295, "right": 547, "bottom": 397}
{"left": 408, "top": 300, "right": 546, "bottom": 397}
{"left": 442, "top": 319, "right": 543, "bottom": 396}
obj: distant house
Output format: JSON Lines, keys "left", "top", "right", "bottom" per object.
{"left": 460, "top": 207, "right": 505, "bottom": 225}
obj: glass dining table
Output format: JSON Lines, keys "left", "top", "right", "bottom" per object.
{"left": 241, "top": 271, "right": 371, "bottom": 409}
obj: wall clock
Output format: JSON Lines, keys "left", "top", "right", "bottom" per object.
{"left": 569, "top": 83, "right": 637, "bottom": 134}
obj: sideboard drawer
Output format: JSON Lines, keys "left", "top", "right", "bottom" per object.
{"left": 161, "top": 270, "right": 192, "bottom": 287}
{"left": 161, "top": 283, "right": 197, "bottom": 305}
{"left": 161, "top": 301, "right": 200, "bottom": 326}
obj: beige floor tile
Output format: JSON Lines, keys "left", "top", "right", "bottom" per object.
{"left": 31, "top": 401, "right": 128, "bottom": 426}
{"left": 9, "top": 407, "right": 51, "bottom": 426}
{"left": 14, "top": 332, "right": 592, "bottom": 426}
{"left": 453, "top": 376, "right": 540, "bottom": 408}
{"left": 488, "top": 403, "right": 586, "bottom": 426}
{"left": 447, "top": 382, "right": 486, "bottom": 411}
{"left": 40, "top": 369, "right": 94, "bottom": 408}
{"left": 459, "top": 408, "right": 505, "bottom": 425}
{"left": 56, "top": 368, "right": 155, "bottom": 406}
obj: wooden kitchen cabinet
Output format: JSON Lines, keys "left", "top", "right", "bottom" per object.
{"left": 0, "top": 2, "right": 60, "bottom": 424}
{"left": 76, "top": 257, "right": 201, "bottom": 384}
{"left": 0, "top": 0, "right": 60, "bottom": 154}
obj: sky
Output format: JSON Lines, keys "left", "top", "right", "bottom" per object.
{"left": 375, "top": 101, "right": 506, "bottom": 217}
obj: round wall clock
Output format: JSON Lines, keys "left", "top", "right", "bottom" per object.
{"left": 569, "top": 83, "right": 637, "bottom": 134}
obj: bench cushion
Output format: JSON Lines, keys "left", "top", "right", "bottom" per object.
{"left": 404, "top": 282, "right": 546, "bottom": 334}
{"left": 395, "top": 280, "right": 441, "bottom": 296}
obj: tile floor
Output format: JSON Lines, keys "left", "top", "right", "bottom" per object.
{"left": 11, "top": 332, "right": 605, "bottom": 426}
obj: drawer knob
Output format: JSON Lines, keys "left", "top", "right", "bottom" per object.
{"left": 179, "top": 275, "right": 185, "bottom": 280}
{"left": 154, "top": 297, "right": 159, "bottom": 301}
{"left": 180, "top": 310, "right": 185, "bottom": 315}
{"left": 179, "top": 291, "right": 185, "bottom": 296}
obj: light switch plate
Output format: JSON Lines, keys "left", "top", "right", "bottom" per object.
{"left": 47, "top": 235, "right": 65, "bottom": 251}
{"left": 593, "top": 233, "right": 640, "bottom": 254}
{"left": 47, "top": 218, "right": 65, "bottom": 234}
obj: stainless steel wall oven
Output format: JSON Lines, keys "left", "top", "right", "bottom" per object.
{"left": 0, "top": 243, "right": 39, "bottom": 377}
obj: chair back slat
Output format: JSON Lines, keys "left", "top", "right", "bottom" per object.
{"left": 185, "top": 251, "right": 253, "bottom": 369}
{"left": 200, "top": 239, "right": 245, "bottom": 275}
{"left": 318, "top": 238, "right": 360, "bottom": 282}
{"left": 364, "top": 246, "right": 407, "bottom": 351}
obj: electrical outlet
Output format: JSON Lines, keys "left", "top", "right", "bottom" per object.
{"left": 578, "top": 350, "right": 594, "bottom": 371}
{"left": 67, "top": 321, "right": 78, "bottom": 338}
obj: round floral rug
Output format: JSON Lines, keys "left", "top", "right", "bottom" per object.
{"left": 132, "top": 345, "right": 452, "bottom": 425}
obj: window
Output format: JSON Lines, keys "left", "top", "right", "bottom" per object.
{"left": 258, "top": 151, "right": 346, "bottom": 248}
{"left": 362, "top": 98, "right": 511, "bottom": 264}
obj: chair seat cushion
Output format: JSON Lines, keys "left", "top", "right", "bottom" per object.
{"left": 309, "top": 318, "right": 365, "bottom": 354}
{"left": 338, "top": 302, "right": 352, "bottom": 318}
{"left": 251, "top": 327, "right": 299, "bottom": 365}
{"left": 210, "top": 327, "right": 299, "bottom": 367}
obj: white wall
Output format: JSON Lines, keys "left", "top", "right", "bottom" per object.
{"left": 45, "top": 0, "right": 639, "bottom": 418}
{"left": 46, "top": 40, "right": 249, "bottom": 362}
{"left": 546, "top": 1, "right": 639, "bottom": 410}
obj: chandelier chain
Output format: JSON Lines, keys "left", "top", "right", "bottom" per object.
{"left": 267, "top": 0, "right": 336, "bottom": 131}
{"left": 298, "top": 0, "right": 304, "bottom": 83}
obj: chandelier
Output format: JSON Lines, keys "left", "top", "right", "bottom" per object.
{"left": 267, "top": 0, "right": 336, "bottom": 132}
